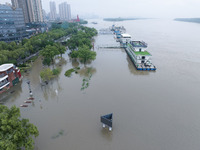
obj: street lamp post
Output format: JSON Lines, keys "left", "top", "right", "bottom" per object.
{"left": 27, "top": 81, "right": 33, "bottom": 96}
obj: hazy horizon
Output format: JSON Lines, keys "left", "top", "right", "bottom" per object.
{"left": 1, "top": 0, "right": 200, "bottom": 18}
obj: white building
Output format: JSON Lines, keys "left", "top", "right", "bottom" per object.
{"left": 49, "top": 1, "right": 56, "bottom": 21}
{"left": 59, "top": 2, "right": 71, "bottom": 21}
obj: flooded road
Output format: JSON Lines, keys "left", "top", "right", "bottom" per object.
{"left": 1, "top": 19, "right": 200, "bottom": 150}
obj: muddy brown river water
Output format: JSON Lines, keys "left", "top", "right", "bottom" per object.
{"left": 1, "top": 19, "right": 200, "bottom": 150}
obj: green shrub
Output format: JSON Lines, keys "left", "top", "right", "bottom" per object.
{"left": 71, "top": 50, "right": 79, "bottom": 58}
{"left": 40, "top": 68, "right": 54, "bottom": 81}
{"left": 18, "top": 63, "right": 26, "bottom": 67}
{"left": 64, "top": 68, "right": 75, "bottom": 77}
{"left": 52, "top": 68, "right": 61, "bottom": 75}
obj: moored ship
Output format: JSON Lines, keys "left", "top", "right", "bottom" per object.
{"left": 110, "top": 24, "right": 156, "bottom": 71}
{"left": 125, "top": 41, "right": 156, "bottom": 70}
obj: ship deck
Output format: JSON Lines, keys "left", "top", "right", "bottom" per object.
{"left": 134, "top": 51, "right": 151, "bottom": 56}
{"left": 128, "top": 43, "right": 151, "bottom": 56}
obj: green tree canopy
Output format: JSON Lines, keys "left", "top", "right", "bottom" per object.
{"left": 40, "top": 68, "right": 54, "bottom": 81}
{"left": 0, "top": 22, "right": 96, "bottom": 65}
{"left": 40, "top": 45, "right": 59, "bottom": 65}
{"left": 70, "top": 50, "right": 79, "bottom": 59}
{"left": 66, "top": 27, "right": 97, "bottom": 50}
{"left": 77, "top": 45, "right": 96, "bottom": 64}
{"left": 54, "top": 43, "right": 66, "bottom": 57}
{"left": 0, "top": 105, "right": 39, "bottom": 150}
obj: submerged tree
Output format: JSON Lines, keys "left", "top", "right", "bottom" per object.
{"left": 54, "top": 43, "right": 66, "bottom": 57}
{"left": 40, "top": 68, "right": 54, "bottom": 81}
{"left": 0, "top": 105, "right": 39, "bottom": 150}
{"left": 77, "top": 45, "right": 96, "bottom": 64}
{"left": 40, "top": 45, "right": 59, "bottom": 65}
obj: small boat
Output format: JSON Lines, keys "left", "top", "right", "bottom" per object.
{"left": 24, "top": 101, "right": 32, "bottom": 103}
{"left": 20, "top": 104, "right": 28, "bottom": 107}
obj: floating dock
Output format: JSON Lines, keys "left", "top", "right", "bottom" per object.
{"left": 110, "top": 25, "right": 156, "bottom": 71}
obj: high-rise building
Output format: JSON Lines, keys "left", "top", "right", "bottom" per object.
{"left": 67, "top": 4, "right": 71, "bottom": 20}
{"left": 59, "top": 2, "right": 71, "bottom": 21}
{"left": 11, "top": 0, "right": 43, "bottom": 23}
{"left": 49, "top": 1, "right": 56, "bottom": 21}
{"left": 42, "top": 9, "right": 47, "bottom": 22}
{"left": 17, "top": 0, "right": 30, "bottom": 23}
{"left": 0, "top": 4, "right": 27, "bottom": 42}
{"left": 32, "top": 0, "right": 43, "bottom": 22}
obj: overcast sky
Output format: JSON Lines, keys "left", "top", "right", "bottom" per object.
{"left": 1, "top": 0, "right": 200, "bottom": 18}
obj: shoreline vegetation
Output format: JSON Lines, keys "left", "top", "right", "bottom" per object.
{"left": 0, "top": 22, "right": 72, "bottom": 66}
{"left": 0, "top": 20, "right": 92, "bottom": 66}
{"left": 39, "top": 22, "right": 97, "bottom": 81}
{"left": 174, "top": 18, "right": 200, "bottom": 24}
{"left": 103, "top": 17, "right": 148, "bottom": 22}
{"left": 0, "top": 19, "right": 97, "bottom": 72}
{"left": 1, "top": 20, "right": 97, "bottom": 149}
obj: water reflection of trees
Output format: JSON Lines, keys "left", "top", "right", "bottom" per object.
{"left": 71, "top": 59, "right": 79, "bottom": 68}
{"left": 40, "top": 57, "right": 66, "bottom": 102}
{"left": 54, "top": 57, "right": 67, "bottom": 75}
{"left": 41, "top": 79, "right": 62, "bottom": 101}
{"left": 71, "top": 58, "right": 94, "bottom": 67}
{"left": 55, "top": 57, "right": 67, "bottom": 67}
{"left": 78, "top": 67, "right": 97, "bottom": 77}
{"left": 78, "top": 67, "right": 97, "bottom": 90}
{"left": 0, "top": 82, "right": 22, "bottom": 102}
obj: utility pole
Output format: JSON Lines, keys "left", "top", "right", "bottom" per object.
{"left": 27, "top": 81, "right": 33, "bottom": 96}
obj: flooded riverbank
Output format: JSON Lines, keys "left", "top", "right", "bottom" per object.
{"left": 2, "top": 19, "right": 200, "bottom": 150}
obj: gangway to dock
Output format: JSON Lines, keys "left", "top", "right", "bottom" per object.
{"left": 98, "top": 29, "right": 113, "bottom": 35}
{"left": 97, "top": 44, "right": 123, "bottom": 49}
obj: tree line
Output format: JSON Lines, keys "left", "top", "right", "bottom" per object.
{"left": 66, "top": 26, "right": 98, "bottom": 64}
{"left": 0, "top": 22, "right": 78, "bottom": 65}
{"left": 40, "top": 23, "right": 98, "bottom": 67}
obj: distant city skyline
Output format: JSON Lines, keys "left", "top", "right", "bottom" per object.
{"left": 1, "top": 0, "right": 200, "bottom": 18}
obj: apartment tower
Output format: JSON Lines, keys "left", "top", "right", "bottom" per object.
{"left": 49, "top": 1, "right": 56, "bottom": 21}
{"left": 11, "top": 0, "right": 44, "bottom": 23}
{"left": 59, "top": 2, "right": 71, "bottom": 21}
